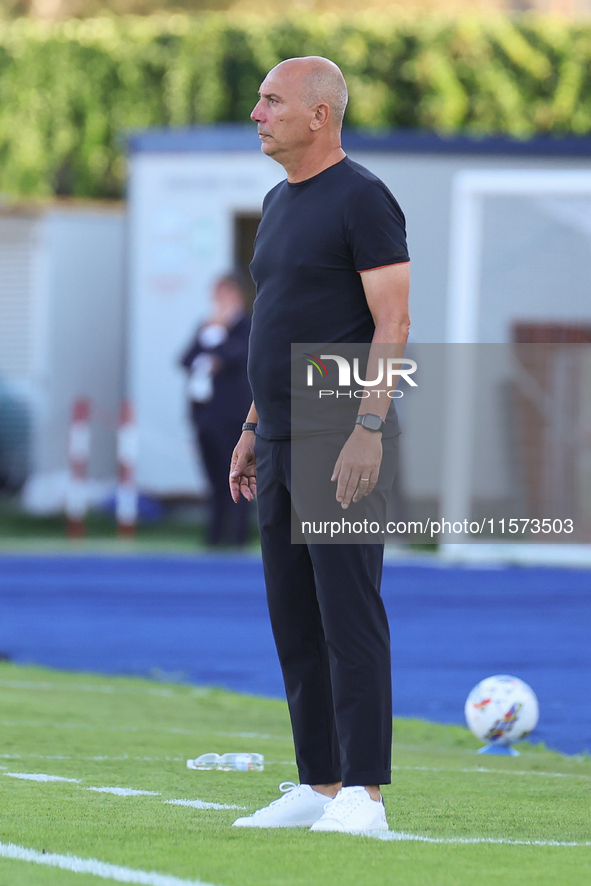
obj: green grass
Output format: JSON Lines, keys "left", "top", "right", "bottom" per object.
{"left": 0, "top": 662, "right": 589, "bottom": 886}
{"left": 0, "top": 497, "right": 261, "bottom": 554}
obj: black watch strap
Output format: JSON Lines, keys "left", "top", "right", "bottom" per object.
{"left": 355, "top": 414, "right": 385, "bottom": 433}
{"left": 242, "top": 422, "right": 257, "bottom": 433}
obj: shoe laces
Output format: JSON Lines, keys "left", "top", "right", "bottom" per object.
{"left": 276, "top": 781, "right": 299, "bottom": 799}
{"left": 250, "top": 782, "right": 300, "bottom": 817}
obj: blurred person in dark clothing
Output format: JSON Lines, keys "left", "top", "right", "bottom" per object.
{"left": 180, "top": 273, "right": 252, "bottom": 546}
{"left": 0, "top": 378, "right": 30, "bottom": 492}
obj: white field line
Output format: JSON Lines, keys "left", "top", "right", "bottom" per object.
{"left": 215, "top": 732, "right": 292, "bottom": 741}
{"left": 0, "top": 754, "right": 185, "bottom": 762}
{"left": 264, "top": 761, "right": 591, "bottom": 782}
{"left": 0, "top": 842, "right": 221, "bottom": 886}
{"left": 391, "top": 764, "right": 591, "bottom": 781}
{"left": 4, "top": 756, "right": 590, "bottom": 783}
{"left": 87, "top": 757, "right": 184, "bottom": 763}
{"left": 86, "top": 787, "right": 161, "bottom": 797}
{"left": 362, "top": 830, "right": 591, "bottom": 847}
{"left": 0, "top": 720, "right": 196, "bottom": 735}
{"left": 165, "top": 799, "right": 247, "bottom": 811}
{"left": 3, "top": 773, "right": 159, "bottom": 797}
{"left": 0, "top": 680, "right": 175, "bottom": 698}
{"left": 1, "top": 753, "right": 72, "bottom": 760}
{"left": 2, "top": 772, "right": 249, "bottom": 812}
{"left": 4, "top": 772, "right": 81, "bottom": 783}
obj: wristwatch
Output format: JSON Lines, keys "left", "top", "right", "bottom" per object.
{"left": 355, "top": 414, "right": 385, "bottom": 433}
{"left": 242, "top": 422, "right": 257, "bottom": 433}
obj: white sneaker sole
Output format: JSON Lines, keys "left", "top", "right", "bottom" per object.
{"left": 233, "top": 818, "right": 320, "bottom": 828}
{"left": 232, "top": 822, "right": 322, "bottom": 830}
{"left": 310, "top": 820, "right": 389, "bottom": 833}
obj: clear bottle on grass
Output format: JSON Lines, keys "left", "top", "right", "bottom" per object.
{"left": 186, "top": 752, "right": 264, "bottom": 771}
{"left": 186, "top": 753, "right": 220, "bottom": 770}
{"left": 218, "top": 753, "right": 264, "bottom": 771}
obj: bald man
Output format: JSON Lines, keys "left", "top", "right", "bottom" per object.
{"left": 230, "top": 57, "right": 410, "bottom": 833}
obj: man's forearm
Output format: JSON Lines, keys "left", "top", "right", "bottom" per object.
{"left": 357, "top": 321, "right": 409, "bottom": 422}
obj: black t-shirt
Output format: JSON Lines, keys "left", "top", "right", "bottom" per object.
{"left": 248, "top": 156, "right": 409, "bottom": 440}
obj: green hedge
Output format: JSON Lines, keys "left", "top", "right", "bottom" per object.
{"left": 2, "top": 13, "right": 591, "bottom": 198}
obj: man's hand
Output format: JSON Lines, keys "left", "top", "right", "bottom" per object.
{"left": 331, "top": 426, "right": 382, "bottom": 509}
{"left": 229, "top": 433, "right": 257, "bottom": 503}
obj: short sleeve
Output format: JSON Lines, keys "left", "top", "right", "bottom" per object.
{"left": 346, "top": 179, "right": 410, "bottom": 272}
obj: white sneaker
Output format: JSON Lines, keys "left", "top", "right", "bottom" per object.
{"left": 309, "top": 786, "right": 388, "bottom": 833}
{"left": 232, "top": 782, "right": 329, "bottom": 828}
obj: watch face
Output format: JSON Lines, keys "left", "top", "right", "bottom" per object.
{"left": 362, "top": 414, "right": 383, "bottom": 431}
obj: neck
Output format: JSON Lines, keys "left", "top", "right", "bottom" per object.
{"left": 283, "top": 143, "right": 346, "bottom": 184}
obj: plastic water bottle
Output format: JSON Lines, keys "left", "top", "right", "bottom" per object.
{"left": 187, "top": 753, "right": 220, "bottom": 770}
{"left": 186, "top": 752, "right": 264, "bottom": 771}
{"left": 218, "top": 753, "right": 264, "bottom": 771}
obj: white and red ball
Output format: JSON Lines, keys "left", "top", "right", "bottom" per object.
{"left": 465, "top": 675, "right": 539, "bottom": 746}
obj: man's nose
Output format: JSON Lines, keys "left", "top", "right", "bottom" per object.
{"left": 251, "top": 100, "right": 264, "bottom": 123}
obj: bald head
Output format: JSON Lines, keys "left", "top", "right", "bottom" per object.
{"left": 273, "top": 57, "right": 348, "bottom": 130}
{"left": 251, "top": 55, "right": 348, "bottom": 179}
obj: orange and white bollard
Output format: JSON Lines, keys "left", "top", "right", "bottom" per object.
{"left": 66, "top": 398, "right": 91, "bottom": 538}
{"left": 116, "top": 400, "right": 138, "bottom": 538}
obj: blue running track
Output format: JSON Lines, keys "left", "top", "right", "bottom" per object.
{"left": 0, "top": 555, "right": 589, "bottom": 755}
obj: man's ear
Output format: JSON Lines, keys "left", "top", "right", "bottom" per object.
{"left": 309, "top": 102, "right": 330, "bottom": 131}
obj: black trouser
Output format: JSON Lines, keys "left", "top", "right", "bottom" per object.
{"left": 255, "top": 433, "right": 397, "bottom": 787}
{"left": 196, "top": 422, "right": 250, "bottom": 546}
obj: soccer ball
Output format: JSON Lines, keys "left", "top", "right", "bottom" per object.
{"left": 465, "top": 675, "right": 539, "bottom": 746}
